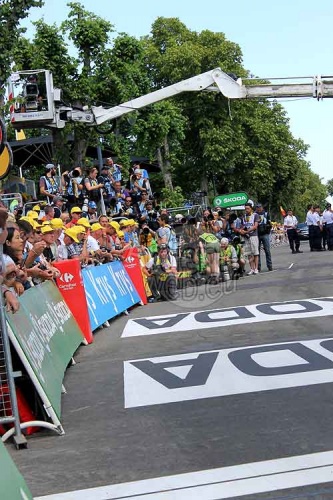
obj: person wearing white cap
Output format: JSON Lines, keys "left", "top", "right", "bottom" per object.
{"left": 39, "top": 163, "right": 61, "bottom": 203}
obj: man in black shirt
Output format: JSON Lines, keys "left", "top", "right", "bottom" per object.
{"left": 255, "top": 203, "right": 273, "bottom": 271}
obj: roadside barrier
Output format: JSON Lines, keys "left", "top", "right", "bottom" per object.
{"left": 82, "top": 260, "right": 141, "bottom": 331}
{"left": 3, "top": 261, "right": 142, "bottom": 442}
{"left": 6, "top": 281, "right": 85, "bottom": 434}
{"left": 0, "top": 438, "right": 33, "bottom": 499}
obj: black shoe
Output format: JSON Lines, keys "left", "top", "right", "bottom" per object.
{"left": 292, "top": 250, "right": 296, "bottom": 254}
{"left": 267, "top": 267, "right": 273, "bottom": 271}
{"left": 296, "top": 250, "right": 303, "bottom": 253}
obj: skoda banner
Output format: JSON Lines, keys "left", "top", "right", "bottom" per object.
{"left": 213, "top": 191, "right": 249, "bottom": 208}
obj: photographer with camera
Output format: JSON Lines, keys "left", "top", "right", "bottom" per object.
{"left": 139, "top": 223, "right": 158, "bottom": 254}
{"left": 145, "top": 201, "right": 160, "bottom": 231}
{"left": 199, "top": 208, "right": 215, "bottom": 233}
{"left": 145, "top": 243, "right": 178, "bottom": 302}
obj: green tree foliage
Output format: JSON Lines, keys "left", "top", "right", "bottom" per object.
{"left": 5, "top": 6, "right": 326, "bottom": 211}
{"left": 160, "top": 186, "right": 184, "bottom": 208}
{"left": 0, "top": 0, "right": 43, "bottom": 86}
{"left": 326, "top": 178, "right": 333, "bottom": 197}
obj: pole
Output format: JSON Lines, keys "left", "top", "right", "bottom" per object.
{"left": 0, "top": 241, "right": 27, "bottom": 448}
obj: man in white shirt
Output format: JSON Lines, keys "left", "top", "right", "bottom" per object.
{"left": 284, "top": 209, "right": 302, "bottom": 254}
{"left": 312, "top": 205, "right": 323, "bottom": 251}
{"left": 322, "top": 203, "right": 333, "bottom": 250}
{"left": 305, "top": 204, "right": 315, "bottom": 251}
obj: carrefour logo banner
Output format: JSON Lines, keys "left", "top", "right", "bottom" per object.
{"left": 82, "top": 261, "right": 140, "bottom": 330}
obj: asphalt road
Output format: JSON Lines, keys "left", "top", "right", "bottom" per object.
{"left": 8, "top": 241, "right": 333, "bottom": 500}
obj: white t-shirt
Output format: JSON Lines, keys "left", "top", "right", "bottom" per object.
{"left": 86, "top": 235, "right": 100, "bottom": 253}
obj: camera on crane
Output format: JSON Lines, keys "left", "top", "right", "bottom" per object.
{"left": 21, "top": 75, "right": 41, "bottom": 112}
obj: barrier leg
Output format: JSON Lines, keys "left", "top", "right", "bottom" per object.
{"left": 2, "top": 421, "right": 64, "bottom": 443}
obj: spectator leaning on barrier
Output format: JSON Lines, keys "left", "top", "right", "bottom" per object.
{"left": 50, "top": 218, "right": 65, "bottom": 260}
{"left": 90, "top": 222, "right": 113, "bottom": 262}
{"left": 0, "top": 206, "right": 20, "bottom": 313}
{"left": 3, "top": 226, "right": 29, "bottom": 293}
{"left": 62, "top": 228, "right": 80, "bottom": 260}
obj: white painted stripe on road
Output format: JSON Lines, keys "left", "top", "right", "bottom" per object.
{"left": 35, "top": 450, "right": 333, "bottom": 499}
{"left": 124, "top": 337, "right": 333, "bottom": 407}
{"left": 122, "top": 297, "right": 333, "bottom": 337}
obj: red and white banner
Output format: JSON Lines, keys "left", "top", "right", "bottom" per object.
{"left": 54, "top": 260, "right": 93, "bottom": 344}
{"left": 122, "top": 248, "right": 147, "bottom": 305}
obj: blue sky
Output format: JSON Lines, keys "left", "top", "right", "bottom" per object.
{"left": 22, "top": 0, "right": 333, "bottom": 183}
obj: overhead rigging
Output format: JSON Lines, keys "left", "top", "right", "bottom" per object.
{"left": 7, "top": 68, "right": 333, "bottom": 130}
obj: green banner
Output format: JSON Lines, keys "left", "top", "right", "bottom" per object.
{"left": 213, "top": 192, "right": 249, "bottom": 208}
{"left": 0, "top": 439, "right": 33, "bottom": 499}
{"left": 6, "top": 281, "right": 84, "bottom": 419}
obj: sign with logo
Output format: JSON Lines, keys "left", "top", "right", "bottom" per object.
{"left": 213, "top": 191, "right": 248, "bottom": 208}
{"left": 54, "top": 259, "right": 93, "bottom": 344}
{"left": 82, "top": 260, "right": 140, "bottom": 330}
{"left": 0, "top": 117, "right": 12, "bottom": 179}
{"left": 122, "top": 297, "right": 333, "bottom": 337}
{"left": 124, "top": 337, "right": 333, "bottom": 408}
{"left": 0, "top": 439, "right": 33, "bottom": 499}
{"left": 6, "top": 281, "right": 84, "bottom": 421}
{"left": 123, "top": 248, "right": 147, "bottom": 305}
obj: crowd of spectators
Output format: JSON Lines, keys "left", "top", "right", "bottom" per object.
{"left": 3, "top": 156, "right": 331, "bottom": 306}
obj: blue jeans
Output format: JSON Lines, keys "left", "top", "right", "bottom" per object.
{"left": 258, "top": 234, "right": 272, "bottom": 270}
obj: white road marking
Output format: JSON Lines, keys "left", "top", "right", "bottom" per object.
{"left": 35, "top": 450, "right": 333, "bottom": 499}
{"left": 124, "top": 337, "right": 333, "bottom": 407}
{"left": 288, "top": 263, "right": 294, "bottom": 269}
{"left": 122, "top": 297, "right": 333, "bottom": 337}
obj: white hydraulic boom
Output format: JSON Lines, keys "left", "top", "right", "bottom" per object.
{"left": 7, "top": 68, "right": 333, "bottom": 129}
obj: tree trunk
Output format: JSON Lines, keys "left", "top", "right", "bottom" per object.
{"left": 156, "top": 136, "right": 173, "bottom": 190}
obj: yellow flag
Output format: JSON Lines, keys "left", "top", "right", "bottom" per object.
{"left": 15, "top": 129, "right": 26, "bottom": 141}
